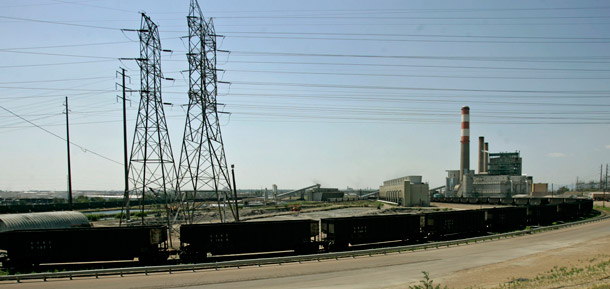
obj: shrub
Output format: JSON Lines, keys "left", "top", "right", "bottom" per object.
{"left": 410, "top": 271, "right": 447, "bottom": 289}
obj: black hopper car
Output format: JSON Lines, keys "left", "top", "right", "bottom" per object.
{"left": 180, "top": 219, "right": 319, "bottom": 262}
{"left": 321, "top": 214, "right": 422, "bottom": 251}
{"left": 0, "top": 198, "right": 596, "bottom": 268}
{"left": 321, "top": 198, "right": 593, "bottom": 250}
{"left": 422, "top": 209, "right": 486, "bottom": 240}
{"left": 0, "top": 226, "right": 168, "bottom": 268}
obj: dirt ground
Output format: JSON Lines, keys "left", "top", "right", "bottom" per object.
{"left": 438, "top": 238, "right": 610, "bottom": 288}
{"left": 440, "top": 221, "right": 610, "bottom": 289}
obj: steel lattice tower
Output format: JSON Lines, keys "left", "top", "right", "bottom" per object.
{"left": 124, "top": 13, "right": 179, "bottom": 227}
{"left": 176, "top": 0, "right": 236, "bottom": 223}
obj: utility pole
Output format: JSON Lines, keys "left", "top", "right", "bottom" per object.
{"left": 599, "top": 164, "right": 604, "bottom": 192}
{"left": 117, "top": 68, "right": 132, "bottom": 224}
{"left": 593, "top": 164, "right": 606, "bottom": 205}
{"left": 231, "top": 164, "right": 239, "bottom": 222}
{"left": 64, "top": 97, "right": 73, "bottom": 210}
{"left": 603, "top": 164, "right": 608, "bottom": 208}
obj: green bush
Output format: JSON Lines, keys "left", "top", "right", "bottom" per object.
{"left": 86, "top": 214, "right": 103, "bottom": 221}
{"left": 410, "top": 271, "right": 447, "bottom": 289}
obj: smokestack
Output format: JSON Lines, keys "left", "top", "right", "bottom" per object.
{"left": 460, "top": 106, "right": 470, "bottom": 180}
{"left": 478, "top": 136, "right": 484, "bottom": 174}
{"left": 483, "top": 142, "right": 489, "bottom": 173}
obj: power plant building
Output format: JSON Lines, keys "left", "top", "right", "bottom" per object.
{"left": 471, "top": 175, "right": 532, "bottom": 196}
{"left": 306, "top": 188, "right": 343, "bottom": 201}
{"left": 487, "top": 152, "right": 522, "bottom": 176}
{"left": 447, "top": 107, "right": 533, "bottom": 198}
{"left": 379, "top": 176, "right": 430, "bottom": 207}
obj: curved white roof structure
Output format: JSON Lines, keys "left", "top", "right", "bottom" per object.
{"left": 0, "top": 211, "right": 90, "bottom": 232}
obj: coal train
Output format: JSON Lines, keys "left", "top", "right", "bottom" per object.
{"left": 0, "top": 197, "right": 594, "bottom": 268}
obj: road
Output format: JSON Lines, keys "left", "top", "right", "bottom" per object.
{"left": 3, "top": 218, "right": 610, "bottom": 289}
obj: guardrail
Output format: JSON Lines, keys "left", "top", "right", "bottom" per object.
{"left": 2, "top": 213, "right": 608, "bottom": 283}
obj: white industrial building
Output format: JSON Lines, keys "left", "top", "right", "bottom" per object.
{"left": 379, "top": 176, "right": 430, "bottom": 206}
{"left": 471, "top": 175, "right": 532, "bottom": 197}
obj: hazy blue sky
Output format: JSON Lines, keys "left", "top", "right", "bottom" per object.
{"left": 1, "top": 0, "right": 609, "bottom": 192}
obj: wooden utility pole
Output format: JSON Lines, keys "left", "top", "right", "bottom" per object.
{"left": 65, "top": 97, "right": 73, "bottom": 210}
{"left": 601, "top": 164, "right": 604, "bottom": 206}
{"left": 117, "top": 68, "right": 131, "bottom": 223}
{"left": 603, "top": 164, "right": 608, "bottom": 208}
{"left": 599, "top": 164, "right": 604, "bottom": 192}
{"left": 231, "top": 164, "right": 240, "bottom": 222}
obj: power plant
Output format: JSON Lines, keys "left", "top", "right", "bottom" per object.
{"left": 447, "top": 106, "right": 532, "bottom": 198}
{"left": 381, "top": 105, "right": 534, "bottom": 205}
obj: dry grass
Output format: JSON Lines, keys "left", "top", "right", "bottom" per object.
{"left": 489, "top": 255, "right": 610, "bottom": 289}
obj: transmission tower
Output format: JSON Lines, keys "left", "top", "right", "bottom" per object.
{"left": 123, "top": 13, "right": 179, "bottom": 230}
{"left": 176, "top": 0, "right": 237, "bottom": 223}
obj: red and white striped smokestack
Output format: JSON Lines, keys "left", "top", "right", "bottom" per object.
{"left": 460, "top": 106, "right": 470, "bottom": 180}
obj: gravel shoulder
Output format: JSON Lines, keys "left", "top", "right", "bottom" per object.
{"left": 440, "top": 226, "right": 610, "bottom": 288}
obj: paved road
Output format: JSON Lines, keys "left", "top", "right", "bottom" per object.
{"left": 4, "top": 218, "right": 610, "bottom": 289}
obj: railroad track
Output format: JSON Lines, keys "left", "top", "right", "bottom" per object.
{"left": 2, "top": 212, "right": 608, "bottom": 283}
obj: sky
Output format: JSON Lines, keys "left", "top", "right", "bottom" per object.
{"left": 1, "top": 0, "right": 610, "bottom": 192}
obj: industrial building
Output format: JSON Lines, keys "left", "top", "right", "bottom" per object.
{"left": 379, "top": 176, "right": 430, "bottom": 206}
{"left": 471, "top": 175, "right": 532, "bottom": 196}
{"left": 448, "top": 107, "right": 533, "bottom": 198}
{"left": 487, "top": 152, "right": 522, "bottom": 176}
{"left": 531, "top": 183, "right": 549, "bottom": 197}
{"left": 306, "top": 188, "right": 344, "bottom": 201}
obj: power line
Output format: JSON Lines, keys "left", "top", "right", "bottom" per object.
{"left": 222, "top": 31, "right": 610, "bottom": 41}
{"left": 226, "top": 69, "right": 610, "bottom": 80}
{"left": 222, "top": 60, "right": 610, "bottom": 73}
{"left": 229, "top": 51, "right": 610, "bottom": 64}
{"left": 0, "top": 37, "right": 183, "bottom": 51}
{"left": 0, "top": 15, "right": 120, "bottom": 30}
{"left": 229, "top": 81, "right": 610, "bottom": 95}
{"left": 0, "top": 49, "right": 117, "bottom": 60}
{"left": 0, "top": 76, "right": 114, "bottom": 85}
{"left": 0, "top": 40, "right": 135, "bottom": 51}
{"left": 143, "top": 5, "right": 610, "bottom": 15}
{"left": 0, "top": 105, "right": 122, "bottom": 165}
{"left": 0, "top": 0, "right": 105, "bottom": 9}
{"left": 224, "top": 92, "right": 610, "bottom": 107}
{"left": 222, "top": 35, "right": 610, "bottom": 44}
{"left": 227, "top": 103, "right": 610, "bottom": 119}
{"left": 0, "top": 86, "right": 115, "bottom": 92}
{"left": 215, "top": 15, "right": 610, "bottom": 20}
{"left": 0, "top": 59, "right": 115, "bottom": 69}
{"left": 50, "top": 0, "right": 138, "bottom": 14}
{"left": 228, "top": 112, "right": 610, "bottom": 125}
